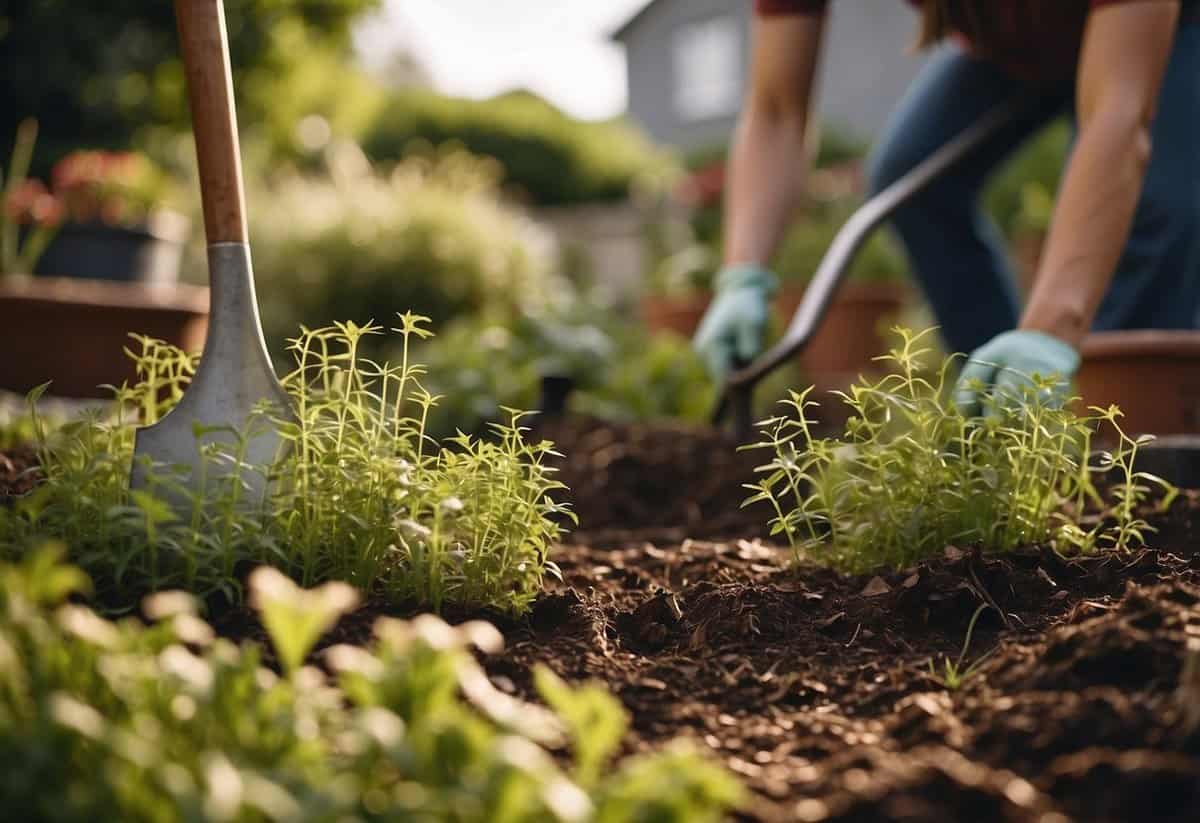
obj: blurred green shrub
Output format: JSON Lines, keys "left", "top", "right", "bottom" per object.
{"left": 984, "top": 121, "right": 1069, "bottom": 237}
{"left": 0, "top": 546, "right": 743, "bottom": 821}
{"left": 0, "top": 1, "right": 381, "bottom": 169}
{"left": 251, "top": 143, "right": 559, "bottom": 346}
{"left": 774, "top": 201, "right": 908, "bottom": 285}
{"left": 415, "top": 305, "right": 714, "bottom": 439}
{"left": 362, "top": 90, "right": 674, "bottom": 207}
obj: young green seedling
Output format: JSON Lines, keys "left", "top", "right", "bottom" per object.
{"left": 745, "top": 327, "right": 1176, "bottom": 573}
{"left": 927, "top": 603, "right": 996, "bottom": 691}
{"left": 3, "top": 314, "right": 572, "bottom": 615}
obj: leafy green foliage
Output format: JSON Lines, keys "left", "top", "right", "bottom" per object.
{"left": 252, "top": 145, "right": 559, "bottom": 343}
{"left": 2, "top": 119, "right": 59, "bottom": 276}
{"left": 362, "top": 90, "right": 674, "bottom": 207}
{"left": 0, "top": 316, "right": 571, "bottom": 614}
{"left": 774, "top": 200, "right": 908, "bottom": 285}
{"left": 0, "top": 0, "right": 381, "bottom": 168}
{"left": 746, "top": 328, "right": 1175, "bottom": 573}
{"left": 983, "top": 121, "right": 1070, "bottom": 239}
{"left": 415, "top": 307, "right": 715, "bottom": 439}
{"left": 0, "top": 411, "right": 36, "bottom": 451}
{"left": 0, "top": 546, "right": 742, "bottom": 822}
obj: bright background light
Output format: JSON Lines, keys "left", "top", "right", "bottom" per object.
{"left": 354, "top": 0, "right": 648, "bottom": 121}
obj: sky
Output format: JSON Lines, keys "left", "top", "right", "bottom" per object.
{"left": 353, "top": 0, "right": 649, "bottom": 121}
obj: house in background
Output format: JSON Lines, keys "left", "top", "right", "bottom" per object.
{"left": 612, "top": 0, "right": 930, "bottom": 152}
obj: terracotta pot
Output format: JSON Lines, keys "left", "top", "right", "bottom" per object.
{"left": 0, "top": 276, "right": 208, "bottom": 398}
{"left": 641, "top": 291, "right": 712, "bottom": 338}
{"left": 777, "top": 282, "right": 910, "bottom": 376}
{"left": 1076, "top": 330, "right": 1200, "bottom": 436}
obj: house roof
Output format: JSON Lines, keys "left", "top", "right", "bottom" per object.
{"left": 610, "top": 0, "right": 657, "bottom": 41}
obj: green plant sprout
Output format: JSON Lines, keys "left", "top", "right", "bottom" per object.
{"left": 927, "top": 604, "right": 996, "bottom": 691}
{"left": 0, "top": 545, "right": 742, "bottom": 822}
{"left": 745, "top": 327, "right": 1176, "bottom": 573}
{"left": 1, "top": 119, "right": 62, "bottom": 276}
{"left": 0, "top": 314, "right": 572, "bottom": 614}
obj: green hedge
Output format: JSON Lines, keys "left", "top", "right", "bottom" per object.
{"left": 250, "top": 145, "right": 559, "bottom": 347}
{"left": 361, "top": 90, "right": 672, "bottom": 207}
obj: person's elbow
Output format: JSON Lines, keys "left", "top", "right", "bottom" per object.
{"left": 742, "top": 68, "right": 810, "bottom": 130}
{"left": 1080, "top": 96, "right": 1154, "bottom": 173}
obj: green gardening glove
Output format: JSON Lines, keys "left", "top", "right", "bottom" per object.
{"left": 692, "top": 264, "right": 778, "bottom": 380}
{"left": 955, "top": 329, "right": 1081, "bottom": 419}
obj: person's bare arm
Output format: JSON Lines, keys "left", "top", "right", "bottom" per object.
{"left": 1021, "top": 1, "right": 1180, "bottom": 347}
{"left": 722, "top": 13, "right": 826, "bottom": 267}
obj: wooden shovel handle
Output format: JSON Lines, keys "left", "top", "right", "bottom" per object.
{"left": 175, "top": 0, "right": 247, "bottom": 244}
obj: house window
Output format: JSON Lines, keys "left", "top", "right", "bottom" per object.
{"left": 672, "top": 15, "right": 740, "bottom": 121}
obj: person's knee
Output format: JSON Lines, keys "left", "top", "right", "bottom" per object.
{"left": 865, "top": 151, "right": 947, "bottom": 239}
{"left": 864, "top": 140, "right": 957, "bottom": 228}
{"left": 865, "top": 142, "right": 908, "bottom": 199}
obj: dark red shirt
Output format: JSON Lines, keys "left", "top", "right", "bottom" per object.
{"left": 755, "top": 0, "right": 1194, "bottom": 85}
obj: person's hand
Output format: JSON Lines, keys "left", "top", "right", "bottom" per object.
{"left": 955, "top": 329, "right": 1081, "bottom": 418}
{"left": 692, "top": 264, "right": 778, "bottom": 380}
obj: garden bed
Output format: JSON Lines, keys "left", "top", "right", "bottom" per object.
{"left": 3, "top": 416, "right": 1199, "bottom": 822}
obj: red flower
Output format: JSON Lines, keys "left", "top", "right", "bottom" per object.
{"left": 50, "top": 149, "right": 155, "bottom": 225}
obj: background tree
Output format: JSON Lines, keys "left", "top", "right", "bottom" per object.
{"left": 0, "top": 0, "right": 381, "bottom": 170}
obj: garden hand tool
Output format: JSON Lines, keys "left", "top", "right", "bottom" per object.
{"left": 954, "top": 329, "right": 1080, "bottom": 418}
{"left": 131, "top": 0, "right": 290, "bottom": 499}
{"left": 712, "top": 99, "right": 1029, "bottom": 439}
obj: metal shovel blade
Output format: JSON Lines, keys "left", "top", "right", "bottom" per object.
{"left": 130, "top": 242, "right": 290, "bottom": 501}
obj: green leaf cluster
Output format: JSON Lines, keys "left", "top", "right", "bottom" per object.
{"left": 0, "top": 315, "right": 571, "bottom": 615}
{"left": 0, "top": 546, "right": 742, "bottom": 822}
{"left": 414, "top": 305, "right": 716, "bottom": 440}
{"left": 746, "top": 327, "right": 1175, "bottom": 572}
{"left": 0, "top": 0, "right": 381, "bottom": 169}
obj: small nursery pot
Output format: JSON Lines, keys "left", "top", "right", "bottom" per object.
{"left": 1076, "top": 330, "right": 1200, "bottom": 436}
{"left": 0, "top": 276, "right": 208, "bottom": 398}
{"left": 641, "top": 291, "right": 712, "bottom": 338}
{"left": 777, "top": 282, "right": 910, "bottom": 377}
{"left": 33, "top": 210, "right": 190, "bottom": 284}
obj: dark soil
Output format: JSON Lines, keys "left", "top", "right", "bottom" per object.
{"left": 5, "top": 415, "right": 1200, "bottom": 822}
{"left": 0, "top": 444, "right": 39, "bottom": 500}
{"left": 528, "top": 414, "right": 775, "bottom": 541}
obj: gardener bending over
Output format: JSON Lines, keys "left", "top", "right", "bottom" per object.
{"left": 694, "top": 0, "right": 1200, "bottom": 413}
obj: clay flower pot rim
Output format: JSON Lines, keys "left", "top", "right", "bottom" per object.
{"left": 0, "top": 274, "right": 208, "bottom": 313}
{"left": 1080, "top": 329, "right": 1200, "bottom": 360}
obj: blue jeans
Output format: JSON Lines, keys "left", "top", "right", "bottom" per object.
{"left": 866, "top": 26, "right": 1200, "bottom": 355}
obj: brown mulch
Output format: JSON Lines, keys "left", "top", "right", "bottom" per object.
{"left": 4, "top": 416, "right": 1200, "bottom": 821}
{"left": 0, "top": 444, "right": 39, "bottom": 500}
{"left": 528, "top": 415, "right": 775, "bottom": 541}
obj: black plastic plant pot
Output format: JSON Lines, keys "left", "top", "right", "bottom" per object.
{"left": 33, "top": 211, "right": 189, "bottom": 284}
{"left": 539, "top": 374, "right": 575, "bottom": 418}
{"left": 1134, "top": 436, "right": 1200, "bottom": 490}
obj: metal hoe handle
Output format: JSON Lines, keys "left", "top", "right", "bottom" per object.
{"left": 175, "top": 0, "right": 248, "bottom": 245}
{"left": 715, "top": 99, "right": 1028, "bottom": 435}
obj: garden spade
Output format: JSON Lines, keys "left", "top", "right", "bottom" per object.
{"left": 130, "top": 0, "right": 290, "bottom": 500}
